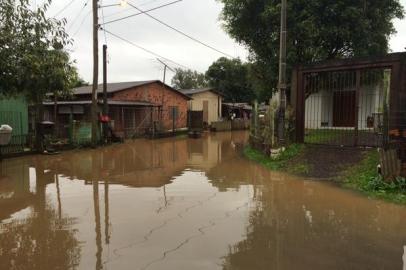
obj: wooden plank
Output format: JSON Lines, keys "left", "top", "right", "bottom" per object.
{"left": 379, "top": 148, "right": 401, "bottom": 180}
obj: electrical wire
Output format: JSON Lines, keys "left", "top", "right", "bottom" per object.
{"left": 100, "top": 0, "right": 108, "bottom": 45}
{"left": 102, "top": 0, "right": 182, "bottom": 25}
{"left": 127, "top": 0, "right": 235, "bottom": 58}
{"left": 53, "top": 0, "right": 78, "bottom": 17}
{"left": 104, "top": 0, "right": 170, "bottom": 19}
{"left": 102, "top": 28, "right": 193, "bottom": 70}
{"left": 67, "top": 0, "right": 91, "bottom": 32}
{"left": 71, "top": 9, "right": 92, "bottom": 38}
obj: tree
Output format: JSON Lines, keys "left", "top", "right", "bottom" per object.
{"left": 206, "top": 57, "right": 256, "bottom": 103}
{"left": 171, "top": 68, "right": 208, "bottom": 89}
{"left": 219, "top": 0, "right": 405, "bottom": 97}
{"left": 0, "top": 0, "right": 72, "bottom": 100}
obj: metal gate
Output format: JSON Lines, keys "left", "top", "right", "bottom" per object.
{"left": 303, "top": 69, "right": 389, "bottom": 147}
{"left": 294, "top": 54, "right": 405, "bottom": 148}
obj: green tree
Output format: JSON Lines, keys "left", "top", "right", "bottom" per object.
{"left": 0, "top": 0, "right": 72, "bottom": 100}
{"left": 206, "top": 57, "right": 256, "bottom": 103}
{"left": 171, "top": 68, "right": 208, "bottom": 89}
{"left": 219, "top": 0, "right": 405, "bottom": 97}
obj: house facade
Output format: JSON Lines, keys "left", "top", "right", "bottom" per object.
{"left": 43, "top": 80, "right": 190, "bottom": 139}
{"left": 180, "top": 88, "right": 223, "bottom": 125}
{"left": 305, "top": 84, "right": 384, "bottom": 130}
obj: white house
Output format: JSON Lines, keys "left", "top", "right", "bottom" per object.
{"left": 305, "top": 83, "right": 385, "bottom": 130}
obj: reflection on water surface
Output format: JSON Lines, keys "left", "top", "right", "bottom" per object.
{"left": 0, "top": 131, "right": 405, "bottom": 270}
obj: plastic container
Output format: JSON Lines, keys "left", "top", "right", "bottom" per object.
{"left": 0, "top": 125, "right": 13, "bottom": 146}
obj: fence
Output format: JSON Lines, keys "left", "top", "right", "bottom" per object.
{"left": 0, "top": 111, "right": 32, "bottom": 156}
{"left": 0, "top": 134, "right": 33, "bottom": 156}
{"left": 301, "top": 68, "right": 388, "bottom": 147}
{"left": 293, "top": 53, "right": 406, "bottom": 148}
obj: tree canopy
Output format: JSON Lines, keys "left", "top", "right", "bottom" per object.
{"left": 171, "top": 68, "right": 208, "bottom": 90}
{"left": 219, "top": 0, "right": 405, "bottom": 96}
{"left": 0, "top": 0, "right": 78, "bottom": 103}
{"left": 206, "top": 57, "right": 256, "bottom": 103}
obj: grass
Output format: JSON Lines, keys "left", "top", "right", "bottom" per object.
{"left": 305, "top": 129, "right": 346, "bottom": 144}
{"left": 243, "top": 144, "right": 309, "bottom": 173}
{"left": 341, "top": 151, "right": 406, "bottom": 204}
{"left": 305, "top": 129, "right": 374, "bottom": 144}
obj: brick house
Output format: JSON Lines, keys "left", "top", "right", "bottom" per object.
{"left": 43, "top": 80, "right": 191, "bottom": 139}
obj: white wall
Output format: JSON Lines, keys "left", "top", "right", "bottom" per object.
{"left": 305, "top": 85, "right": 383, "bottom": 130}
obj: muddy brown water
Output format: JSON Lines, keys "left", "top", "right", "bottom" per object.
{"left": 0, "top": 131, "right": 405, "bottom": 270}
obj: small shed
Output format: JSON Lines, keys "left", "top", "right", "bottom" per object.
{"left": 180, "top": 88, "right": 223, "bottom": 125}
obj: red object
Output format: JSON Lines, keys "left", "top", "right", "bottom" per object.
{"left": 99, "top": 115, "right": 110, "bottom": 123}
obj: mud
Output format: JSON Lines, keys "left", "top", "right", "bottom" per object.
{"left": 0, "top": 131, "right": 405, "bottom": 270}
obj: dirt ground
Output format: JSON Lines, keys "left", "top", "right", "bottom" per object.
{"left": 288, "top": 145, "right": 371, "bottom": 179}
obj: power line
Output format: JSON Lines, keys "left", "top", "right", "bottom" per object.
{"left": 100, "top": 0, "right": 108, "bottom": 44}
{"left": 71, "top": 9, "right": 92, "bottom": 38}
{"left": 103, "top": 0, "right": 161, "bottom": 19}
{"left": 53, "top": 0, "right": 78, "bottom": 17}
{"left": 102, "top": 28, "right": 193, "bottom": 70}
{"left": 102, "top": 0, "right": 183, "bottom": 25}
{"left": 67, "top": 0, "right": 91, "bottom": 32}
{"left": 127, "top": 1, "right": 235, "bottom": 59}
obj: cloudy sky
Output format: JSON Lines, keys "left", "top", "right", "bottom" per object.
{"left": 44, "top": 0, "right": 406, "bottom": 85}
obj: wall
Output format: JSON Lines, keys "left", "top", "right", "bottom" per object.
{"left": 111, "top": 82, "right": 189, "bottom": 131}
{"left": 188, "top": 91, "right": 222, "bottom": 124}
{"left": 305, "top": 85, "right": 383, "bottom": 130}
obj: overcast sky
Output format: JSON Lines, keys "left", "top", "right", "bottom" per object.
{"left": 44, "top": 0, "right": 406, "bottom": 85}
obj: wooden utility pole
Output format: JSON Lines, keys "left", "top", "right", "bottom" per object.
{"left": 102, "top": 44, "right": 108, "bottom": 141}
{"left": 157, "top": 58, "right": 174, "bottom": 85}
{"left": 91, "top": 0, "right": 99, "bottom": 146}
{"left": 277, "top": 0, "right": 287, "bottom": 144}
{"left": 156, "top": 59, "right": 174, "bottom": 122}
{"left": 103, "top": 45, "right": 108, "bottom": 116}
{"left": 163, "top": 65, "right": 167, "bottom": 84}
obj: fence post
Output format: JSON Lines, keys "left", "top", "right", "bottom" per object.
{"left": 354, "top": 70, "right": 361, "bottom": 146}
{"left": 172, "top": 108, "right": 176, "bottom": 137}
{"left": 253, "top": 100, "right": 258, "bottom": 138}
{"left": 382, "top": 69, "right": 391, "bottom": 148}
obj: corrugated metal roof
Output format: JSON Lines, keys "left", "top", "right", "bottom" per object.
{"left": 71, "top": 80, "right": 192, "bottom": 100}
{"left": 223, "top": 103, "right": 253, "bottom": 111}
{"left": 72, "top": 81, "right": 159, "bottom": 95}
{"left": 43, "top": 100, "right": 154, "bottom": 107}
{"left": 180, "top": 88, "right": 224, "bottom": 97}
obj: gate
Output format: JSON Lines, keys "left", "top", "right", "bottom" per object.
{"left": 294, "top": 53, "right": 406, "bottom": 148}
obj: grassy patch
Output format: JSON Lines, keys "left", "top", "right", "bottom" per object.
{"left": 243, "top": 144, "right": 307, "bottom": 172}
{"left": 342, "top": 151, "right": 406, "bottom": 204}
{"left": 305, "top": 129, "right": 373, "bottom": 144}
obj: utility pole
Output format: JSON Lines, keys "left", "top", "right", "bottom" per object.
{"left": 163, "top": 65, "right": 167, "bottom": 84}
{"left": 91, "top": 0, "right": 99, "bottom": 146}
{"left": 103, "top": 45, "right": 108, "bottom": 115}
{"left": 157, "top": 58, "right": 174, "bottom": 85}
{"left": 277, "top": 0, "right": 287, "bottom": 145}
{"left": 156, "top": 59, "right": 174, "bottom": 120}
{"left": 102, "top": 44, "right": 108, "bottom": 141}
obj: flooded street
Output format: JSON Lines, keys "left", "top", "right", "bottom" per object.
{"left": 1, "top": 131, "right": 405, "bottom": 270}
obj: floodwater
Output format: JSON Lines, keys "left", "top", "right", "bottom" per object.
{"left": 0, "top": 131, "right": 405, "bottom": 270}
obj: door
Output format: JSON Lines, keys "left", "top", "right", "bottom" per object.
{"left": 333, "top": 91, "right": 356, "bottom": 127}
{"left": 203, "top": 100, "right": 209, "bottom": 123}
